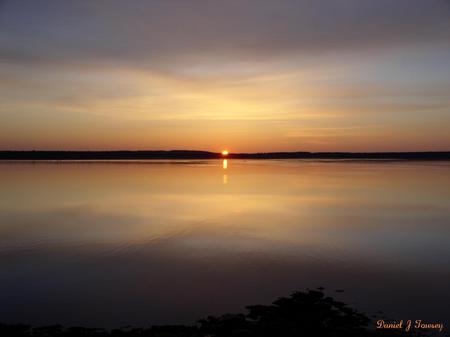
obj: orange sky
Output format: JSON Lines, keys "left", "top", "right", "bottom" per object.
{"left": 0, "top": 0, "right": 449, "bottom": 152}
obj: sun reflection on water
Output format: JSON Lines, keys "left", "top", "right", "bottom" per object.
{"left": 223, "top": 159, "right": 228, "bottom": 184}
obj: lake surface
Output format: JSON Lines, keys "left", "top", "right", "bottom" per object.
{"left": 0, "top": 160, "right": 449, "bottom": 328}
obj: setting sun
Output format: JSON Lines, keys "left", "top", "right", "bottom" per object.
{"left": 0, "top": 1, "right": 449, "bottom": 333}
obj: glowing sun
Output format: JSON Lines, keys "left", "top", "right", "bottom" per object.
{"left": 221, "top": 150, "right": 229, "bottom": 156}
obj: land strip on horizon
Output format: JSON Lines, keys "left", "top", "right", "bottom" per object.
{"left": 1, "top": 151, "right": 449, "bottom": 160}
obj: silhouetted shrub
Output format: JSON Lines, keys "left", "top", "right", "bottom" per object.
{"left": 0, "top": 289, "right": 424, "bottom": 337}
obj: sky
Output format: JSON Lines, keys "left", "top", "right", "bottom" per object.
{"left": 1, "top": 0, "right": 450, "bottom": 152}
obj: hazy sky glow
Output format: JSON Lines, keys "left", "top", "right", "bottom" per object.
{"left": 1, "top": 0, "right": 450, "bottom": 151}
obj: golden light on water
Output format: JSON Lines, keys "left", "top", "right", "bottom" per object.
{"left": 223, "top": 159, "right": 228, "bottom": 184}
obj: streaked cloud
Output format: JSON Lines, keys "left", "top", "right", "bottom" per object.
{"left": 0, "top": 0, "right": 449, "bottom": 151}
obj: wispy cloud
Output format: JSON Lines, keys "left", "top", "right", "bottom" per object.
{"left": 0, "top": 0, "right": 449, "bottom": 151}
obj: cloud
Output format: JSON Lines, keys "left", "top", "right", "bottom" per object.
{"left": 1, "top": 0, "right": 449, "bottom": 70}
{"left": 0, "top": 0, "right": 449, "bottom": 151}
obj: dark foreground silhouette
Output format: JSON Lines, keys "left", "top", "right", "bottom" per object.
{"left": 1, "top": 150, "right": 449, "bottom": 160}
{"left": 1, "top": 289, "right": 425, "bottom": 337}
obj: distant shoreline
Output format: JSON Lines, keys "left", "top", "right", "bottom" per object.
{"left": 1, "top": 150, "right": 450, "bottom": 160}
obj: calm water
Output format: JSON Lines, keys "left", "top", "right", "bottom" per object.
{"left": 0, "top": 160, "right": 449, "bottom": 327}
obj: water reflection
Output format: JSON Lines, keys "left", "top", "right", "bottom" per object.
{"left": 223, "top": 174, "right": 228, "bottom": 184}
{"left": 223, "top": 159, "right": 228, "bottom": 184}
{"left": 0, "top": 160, "right": 449, "bottom": 327}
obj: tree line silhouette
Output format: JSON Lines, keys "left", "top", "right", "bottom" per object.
{"left": 1, "top": 150, "right": 449, "bottom": 160}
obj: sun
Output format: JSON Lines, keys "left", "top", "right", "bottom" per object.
{"left": 221, "top": 150, "right": 229, "bottom": 156}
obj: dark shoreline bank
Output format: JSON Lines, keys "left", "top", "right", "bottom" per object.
{"left": 1, "top": 150, "right": 449, "bottom": 161}
{"left": 0, "top": 289, "right": 422, "bottom": 337}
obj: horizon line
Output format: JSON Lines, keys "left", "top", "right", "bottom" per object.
{"left": 1, "top": 149, "right": 450, "bottom": 153}
{"left": 1, "top": 150, "right": 450, "bottom": 161}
